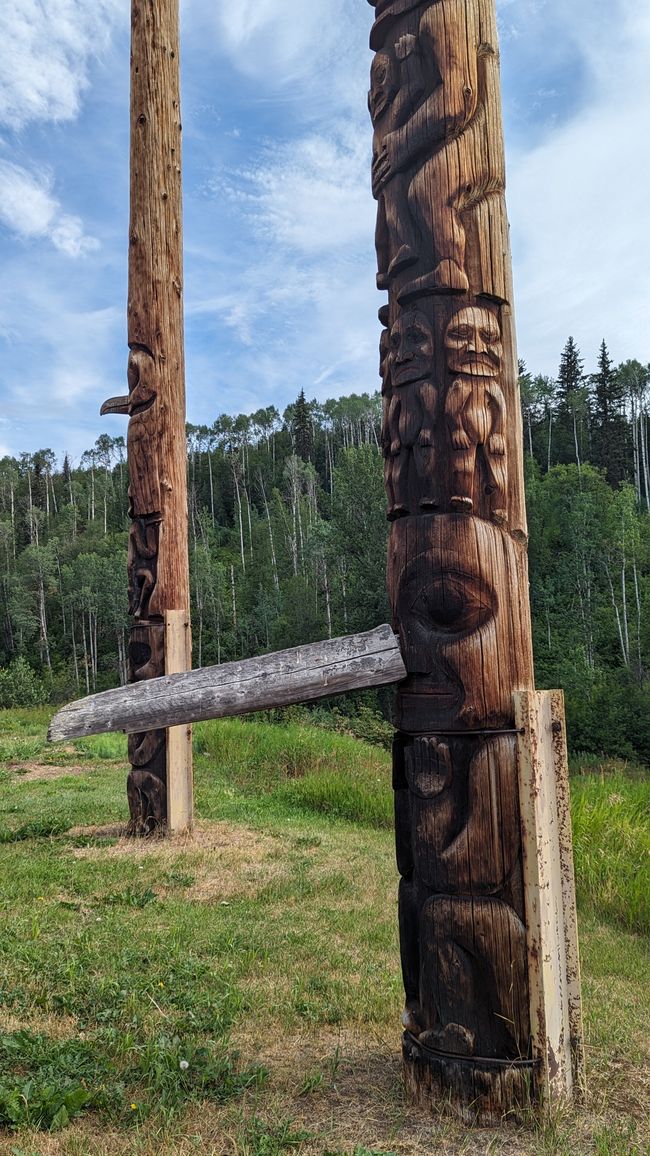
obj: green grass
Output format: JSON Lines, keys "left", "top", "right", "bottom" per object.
{"left": 570, "top": 760, "right": 649, "bottom": 935}
{"left": 0, "top": 708, "right": 647, "bottom": 1154}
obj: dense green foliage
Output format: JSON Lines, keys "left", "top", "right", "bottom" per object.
{"left": 2, "top": 336, "right": 650, "bottom": 760}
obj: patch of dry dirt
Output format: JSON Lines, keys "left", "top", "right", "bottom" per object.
{"left": 0, "top": 1011, "right": 79, "bottom": 1040}
{"left": 68, "top": 819, "right": 290, "bottom": 902}
{"left": 9, "top": 763, "right": 92, "bottom": 781}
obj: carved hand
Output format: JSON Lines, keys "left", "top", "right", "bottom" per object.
{"left": 408, "top": 736, "right": 453, "bottom": 797}
{"left": 395, "top": 33, "right": 417, "bottom": 61}
{"left": 418, "top": 428, "right": 434, "bottom": 447}
{"left": 372, "top": 132, "right": 404, "bottom": 194}
{"left": 451, "top": 429, "right": 472, "bottom": 451}
{"left": 390, "top": 438, "right": 402, "bottom": 457}
{"left": 488, "top": 433, "right": 506, "bottom": 456}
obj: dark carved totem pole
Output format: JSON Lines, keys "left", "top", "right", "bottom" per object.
{"left": 102, "top": 0, "right": 191, "bottom": 834}
{"left": 370, "top": 0, "right": 542, "bottom": 1120}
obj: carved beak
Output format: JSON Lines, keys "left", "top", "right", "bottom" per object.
{"left": 100, "top": 395, "right": 130, "bottom": 416}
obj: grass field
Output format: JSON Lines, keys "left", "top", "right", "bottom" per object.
{"left": 0, "top": 709, "right": 648, "bottom": 1155}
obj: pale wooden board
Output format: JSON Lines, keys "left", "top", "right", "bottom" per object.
{"left": 165, "top": 610, "right": 193, "bottom": 834}
{"left": 515, "top": 690, "right": 583, "bottom": 1108}
{"left": 550, "top": 690, "right": 586, "bottom": 1097}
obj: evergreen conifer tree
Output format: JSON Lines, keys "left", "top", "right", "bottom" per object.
{"left": 591, "top": 340, "right": 630, "bottom": 486}
{"left": 292, "top": 389, "right": 313, "bottom": 463}
{"left": 556, "top": 336, "right": 589, "bottom": 468}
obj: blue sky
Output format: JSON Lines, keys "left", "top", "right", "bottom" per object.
{"left": 1, "top": 0, "right": 648, "bottom": 463}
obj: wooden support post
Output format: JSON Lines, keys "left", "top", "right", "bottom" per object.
{"left": 515, "top": 690, "right": 585, "bottom": 1106}
{"left": 368, "top": 0, "right": 582, "bottom": 1122}
{"left": 165, "top": 611, "right": 193, "bottom": 833}
{"left": 101, "top": 0, "right": 191, "bottom": 834}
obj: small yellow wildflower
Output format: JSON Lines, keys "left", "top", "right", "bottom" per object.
{"left": 159, "top": 981, "right": 165, "bottom": 988}
{"left": 130, "top": 1103, "right": 138, "bottom": 1111}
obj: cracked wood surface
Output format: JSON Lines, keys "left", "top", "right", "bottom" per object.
{"left": 48, "top": 626, "right": 406, "bottom": 741}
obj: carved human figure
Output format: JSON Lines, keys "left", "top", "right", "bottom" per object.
{"left": 369, "top": 34, "right": 425, "bottom": 289}
{"left": 371, "top": 0, "right": 507, "bottom": 303}
{"left": 444, "top": 306, "right": 507, "bottom": 523}
{"left": 385, "top": 308, "right": 438, "bottom": 518}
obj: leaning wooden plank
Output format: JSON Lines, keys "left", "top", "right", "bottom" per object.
{"left": 48, "top": 625, "right": 406, "bottom": 742}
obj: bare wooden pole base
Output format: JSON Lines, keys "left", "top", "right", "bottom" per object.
{"left": 402, "top": 1039, "right": 535, "bottom": 1126}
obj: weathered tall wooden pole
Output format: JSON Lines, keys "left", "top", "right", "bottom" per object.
{"left": 102, "top": 0, "right": 192, "bottom": 834}
{"left": 369, "top": 0, "right": 583, "bottom": 1121}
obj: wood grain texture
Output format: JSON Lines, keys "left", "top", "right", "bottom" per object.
{"left": 515, "top": 691, "right": 586, "bottom": 1107}
{"left": 369, "top": 0, "right": 543, "bottom": 1119}
{"left": 101, "top": 0, "right": 191, "bottom": 832}
{"left": 47, "top": 627, "right": 406, "bottom": 741}
{"left": 165, "top": 610, "right": 193, "bottom": 833}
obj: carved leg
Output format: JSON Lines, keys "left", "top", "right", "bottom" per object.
{"left": 389, "top": 448, "right": 411, "bottom": 518}
{"left": 375, "top": 194, "right": 391, "bottom": 290}
{"left": 450, "top": 447, "right": 477, "bottom": 512}
{"left": 419, "top": 895, "right": 529, "bottom": 1059}
{"left": 484, "top": 450, "right": 508, "bottom": 524}
{"left": 384, "top": 453, "right": 396, "bottom": 518}
{"left": 401, "top": 142, "right": 469, "bottom": 302}
{"left": 412, "top": 442, "right": 439, "bottom": 511}
{"left": 383, "top": 174, "right": 419, "bottom": 283}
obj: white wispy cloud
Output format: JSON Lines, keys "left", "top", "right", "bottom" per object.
{"left": 508, "top": 0, "right": 650, "bottom": 372}
{"left": 0, "top": 161, "right": 99, "bottom": 257}
{"left": 208, "top": 0, "right": 345, "bottom": 81}
{"left": 189, "top": 116, "right": 378, "bottom": 416}
{"left": 0, "top": 0, "right": 125, "bottom": 130}
{"left": 224, "top": 126, "right": 371, "bottom": 255}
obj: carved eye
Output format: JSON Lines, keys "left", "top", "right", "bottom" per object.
{"left": 447, "top": 326, "right": 472, "bottom": 343}
{"left": 400, "top": 569, "right": 495, "bottom": 639}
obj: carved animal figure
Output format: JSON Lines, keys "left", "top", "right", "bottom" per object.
{"left": 371, "top": 0, "right": 508, "bottom": 303}
{"left": 369, "top": 34, "right": 425, "bottom": 288}
{"left": 128, "top": 516, "right": 162, "bottom": 620}
{"left": 444, "top": 306, "right": 507, "bottom": 522}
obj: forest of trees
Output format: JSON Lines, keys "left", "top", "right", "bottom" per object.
{"left": 1, "top": 337, "right": 649, "bottom": 763}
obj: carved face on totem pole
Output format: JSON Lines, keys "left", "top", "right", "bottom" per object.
{"left": 368, "top": 52, "right": 398, "bottom": 122}
{"left": 390, "top": 517, "right": 533, "bottom": 729}
{"left": 445, "top": 307, "right": 502, "bottom": 378}
{"left": 388, "top": 309, "right": 434, "bottom": 387}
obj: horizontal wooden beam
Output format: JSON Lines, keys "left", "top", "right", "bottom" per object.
{"left": 48, "top": 625, "right": 406, "bottom": 742}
